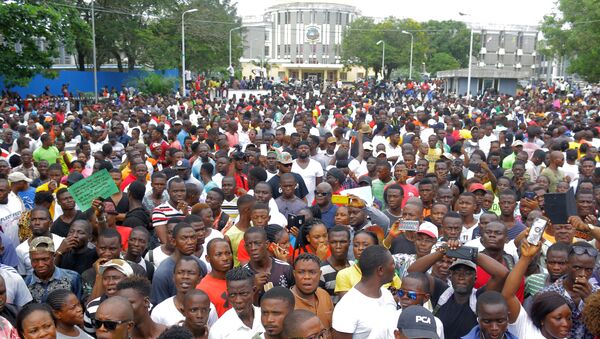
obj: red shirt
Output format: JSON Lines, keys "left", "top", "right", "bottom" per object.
{"left": 197, "top": 275, "right": 230, "bottom": 317}
{"left": 474, "top": 265, "right": 524, "bottom": 302}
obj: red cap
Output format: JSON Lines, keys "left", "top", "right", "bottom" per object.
{"left": 468, "top": 183, "right": 486, "bottom": 193}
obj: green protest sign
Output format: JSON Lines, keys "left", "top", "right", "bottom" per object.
{"left": 67, "top": 169, "right": 119, "bottom": 212}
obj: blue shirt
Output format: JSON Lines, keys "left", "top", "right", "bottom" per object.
{"left": 320, "top": 203, "right": 338, "bottom": 229}
{"left": 25, "top": 266, "right": 82, "bottom": 303}
{"left": 177, "top": 130, "right": 189, "bottom": 147}
{"left": 0, "top": 233, "right": 19, "bottom": 268}
{"left": 18, "top": 187, "right": 36, "bottom": 210}
{"left": 151, "top": 256, "right": 207, "bottom": 305}
{"left": 462, "top": 325, "right": 519, "bottom": 339}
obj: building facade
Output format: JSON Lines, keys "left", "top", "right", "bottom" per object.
{"left": 240, "top": 0, "right": 366, "bottom": 83}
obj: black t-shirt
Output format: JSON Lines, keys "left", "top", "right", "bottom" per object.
{"left": 58, "top": 247, "right": 98, "bottom": 275}
{"left": 51, "top": 211, "right": 90, "bottom": 237}
{"left": 390, "top": 234, "right": 416, "bottom": 255}
{"left": 267, "top": 173, "right": 309, "bottom": 200}
{"left": 433, "top": 283, "right": 485, "bottom": 339}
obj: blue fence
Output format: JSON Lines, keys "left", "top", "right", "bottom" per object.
{"left": 1, "top": 69, "right": 179, "bottom": 97}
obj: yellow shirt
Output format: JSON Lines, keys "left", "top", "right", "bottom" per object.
{"left": 225, "top": 225, "right": 245, "bottom": 267}
{"left": 334, "top": 263, "right": 401, "bottom": 293}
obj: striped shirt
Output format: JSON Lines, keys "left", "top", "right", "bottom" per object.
{"left": 151, "top": 201, "right": 184, "bottom": 229}
{"left": 83, "top": 295, "right": 107, "bottom": 335}
{"left": 524, "top": 273, "right": 549, "bottom": 297}
{"left": 320, "top": 260, "right": 354, "bottom": 304}
{"left": 221, "top": 197, "right": 239, "bottom": 220}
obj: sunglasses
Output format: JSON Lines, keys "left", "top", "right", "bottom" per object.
{"left": 314, "top": 191, "right": 330, "bottom": 197}
{"left": 93, "top": 319, "right": 131, "bottom": 331}
{"left": 281, "top": 163, "right": 293, "bottom": 167}
{"left": 396, "top": 289, "right": 427, "bottom": 300}
{"left": 571, "top": 246, "right": 599, "bottom": 257}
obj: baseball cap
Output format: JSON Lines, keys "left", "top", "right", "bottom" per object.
{"left": 30, "top": 236, "right": 55, "bottom": 253}
{"left": 512, "top": 140, "right": 524, "bottom": 147}
{"left": 358, "top": 175, "right": 372, "bottom": 185}
{"left": 8, "top": 172, "right": 32, "bottom": 183}
{"left": 173, "top": 120, "right": 183, "bottom": 125}
{"left": 397, "top": 305, "right": 439, "bottom": 339}
{"left": 150, "top": 142, "right": 162, "bottom": 151}
{"left": 99, "top": 259, "right": 135, "bottom": 277}
{"left": 174, "top": 159, "right": 191, "bottom": 169}
{"left": 375, "top": 150, "right": 387, "bottom": 158}
{"left": 449, "top": 258, "right": 477, "bottom": 271}
{"left": 278, "top": 152, "right": 293, "bottom": 165}
{"left": 468, "top": 183, "right": 486, "bottom": 193}
{"left": 417, "top": 222, "right": 438, "bottom": 239}
{"left": 363, "top": 142, "right": 374, "bottom": 151}
{"left": 441, "top": 152, "right": 455, "bottom": 160}
{"left": 326, "top": 137, "right": 337, "bottom": 144}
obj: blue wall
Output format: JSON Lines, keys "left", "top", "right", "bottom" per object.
{"left": 1, "top": 69, "right": 179, "bottom": 97}
{"left": 497, "top": 78, "right": 518, "bottom": 96}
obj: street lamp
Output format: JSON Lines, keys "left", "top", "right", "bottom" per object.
{"left": 228, "top": 26, "right": 242, "bottom": 76}
{"left": 376, "top": 40, "right": 385, "bottom": 80}
{"left": 84, "top": 0, "right": 98, "bottom": 103}
{"left": 459, "top": 12, "right": 474, "bottom": 102}
{"left": 181, "top": 9, "right": 198, "bottom": 97}
{"left": 401, "top": 30, "right": 414, "bottom": 80}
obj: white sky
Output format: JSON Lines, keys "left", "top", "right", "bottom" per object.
{"left": 234, "top": 0, "right": 557, "bottom": 26}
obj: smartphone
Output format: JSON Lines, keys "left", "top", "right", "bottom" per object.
{"left": 332, "top": 195, "right": 350, "bottom": 205}
{"left": 527, "top": 218, "right": 547, "bottom": 245}
{"left": 286, "top": 214, "right": 306, "bottom": 230}
{"left": 407, "top": 169, "right": 416, "bottom": 176}
{"left": 399, "top": 220, "right": 419, "bottom": 232}
{"left": 445, "top": 246, "right": 478, "bottom": 261}
{"left": 523, "top": 191, "right": 536, "bottom": 200}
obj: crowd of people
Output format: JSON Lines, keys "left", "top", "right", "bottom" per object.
{"left": 0, "top": 76, "right": 598, "bottom": 339}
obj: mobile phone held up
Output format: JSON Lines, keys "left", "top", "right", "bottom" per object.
{"left": 286, "top": 214, "right": 305, "bottom": 230}
{"left": 445, "top": 246, "right": 478, "bottom": 262}
{"left": 399, "top": 220, "right": 419, "bottom": 232}
{"left": 527, "top": 218, "right": 547, "bottom": 245}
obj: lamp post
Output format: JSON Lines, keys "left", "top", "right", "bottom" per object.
{"left": 376, "top": 40, "right": 385, "bottom": 80}
{"left": 459, "top": 12, "right": 474, "bottom": 102}
{"left": 229, "top": 26, "right": 242, "bottom": 72}
{"left": 84, "top": 0, "right": 98, "bottom": 103}
{"left": 181, "top": 9, "right": 198, "bottom": 97}
{"left": 401, "top": 30, "right": 414, "bottom": 80}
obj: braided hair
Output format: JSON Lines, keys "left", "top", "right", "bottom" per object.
{"left": 46, "top": 289, "right": 74, "bottom": 311}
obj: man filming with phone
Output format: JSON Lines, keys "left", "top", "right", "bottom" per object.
{"left": 407, "top": 240, "right": 508, "bottom": 339}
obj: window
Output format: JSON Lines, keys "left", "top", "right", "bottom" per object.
{"left": 357, "top": 72, "right": 364, "bottom": 79}
{"left": 322, "top": 45, "right": 329, "bottom": 54}
{"left": 337, "top": 12, "right": 342, "bottom": 24}
{"left": 284, "top": 12, "right": 290, "bottom": 24}
{"left": 340, "top": 72, "right": 347, "bottom": 81}
{"left": 278, "top": 71, "right": 286, "bottom": 79}
{"left": 326, "top": 12, "right": 330, "bottom": 22}
{"left": 310, "top": 11, "right": 316, "bottom": 23}
{"left": 311, "top": 44, "right": 317, "bottom": 54}
{"left": 327, "top": 71, "right": 335, "bottom": 81}
{"left": 277, "top": 45, "right": 281, "bottom": 54}
{"left": 264, "top": 46, "right": 269, "bottom": 57}
{"left": 278, "top": 12, "right": 281, "bottom": 24}
{"left": 284, "top": 44, "right": 291, "bottom": 54}
{"left": 297, "top": 11, "right": 303, "bottom": 22}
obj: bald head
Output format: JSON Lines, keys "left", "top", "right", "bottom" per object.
{"left": 97, "top": 296, "right": 134, "bottom": 321}
{"left": 283, "top": 310, "right": 324, "bottom": 339}
{"left": 316, "top": 182, "right": 332, "bottom": 193}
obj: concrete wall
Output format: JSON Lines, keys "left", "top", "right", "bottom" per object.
{"left": 1, "top": 69, "right": 179, "bottom": 97}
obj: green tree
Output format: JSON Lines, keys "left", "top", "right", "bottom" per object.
{"left": 0, "top": 1, "right": 82, "bottom": 86}
{"left": 341, "top": 17, "right": 378, "bottom": 77}
{"left": 421, "top": 20, "right": 475, "bottom": 68}
{"left": 428, "top": 52, "right": 461, "bottom": 75}
{"left": 541, "top": 0, "right": 600, "bottom": 81}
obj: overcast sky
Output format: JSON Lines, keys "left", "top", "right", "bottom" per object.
{"left": 235, "top": 0, "right": 557, "bottom": 27}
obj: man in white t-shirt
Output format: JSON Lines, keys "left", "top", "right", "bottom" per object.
{"left": 0, "top": 179, "right": 25, "bottom": 247}
{"left": 332, "top": 245, "right": 397, "bottom": 339}
{"left": 292, "top": 141, "right": 323, "bottom": 205}
{"left": 209, "top": 266, "right": 265, "bottom": 339}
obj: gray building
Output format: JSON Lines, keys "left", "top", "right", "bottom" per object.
{"left": 240, "top": 0, "right": 363, "bottom": 82}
